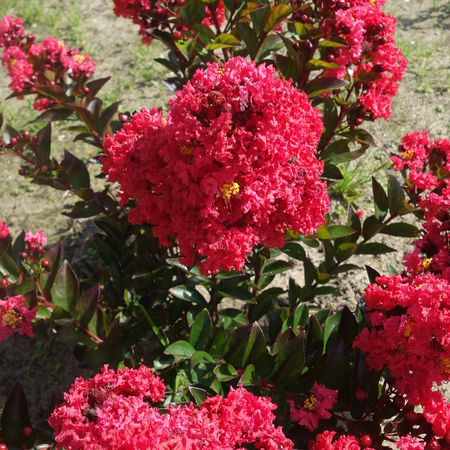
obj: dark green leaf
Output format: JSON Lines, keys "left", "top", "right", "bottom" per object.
{"left": 50, "top": 260, "right": 79, "bottom": 312}
{"left": 372, "top": 177, "right": 388, "bottom": 220}
{"left": 381, "top": 222, "right": 419, "bottom": 237}
{"left": 263, "top": 4, "right": 292, "bottom": 32}
{"left": 365, "top": 265, "right": 381, "bottom": 284}
{"left": 1, "top": 382, "right": 33, "bottom": 447}
{"left": 189, "top": 309, "right": 213, "bottom": 350}
{"left": 356, "top": 242, "right": 396, "bottom": 255}
{"left": 388, "top": 175, "right": 405, "bottom": 216}
{"left": 305, "top": 77, "right": 348, "bottom": 98}
{"left": 262, "top": 260, "right": 293, "bottom": 276}
{"left": 165, "top": 340, "right": 196, "bottom": 358}
{"left": 169, "top": 285, "right": 208, "bottom": 306}
{"left": 362, "top": 215, "right": 383, "bottom": 240}
{"left": 189, "top": 386, "right": 208, "bottom": 405}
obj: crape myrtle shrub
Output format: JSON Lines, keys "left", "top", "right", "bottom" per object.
{"left": 0, "top": 1, "right": 448, "bottom": 449}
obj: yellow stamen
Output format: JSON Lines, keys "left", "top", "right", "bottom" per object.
{"left": 2, "top": 309, "right": 21, "bottom": 329}
{"left": 9, "top": 58, "right": 16, "bottom": 68}
{"left": 440, "top": 356, "right": 450, "bottom": 375}
{"left": 57, "top": 40, "right": 65, "bottom": 47}
{"left": 418, "top": 258, "right": 432, "bottom": 273}
{"left": 179, "top": 145, "right": 192, "bottom": 155}
{"left": 402, "top": 149, "right": 415, "bottom": 161}
{"left": 404, "top": 320, "right": 412, "bottom": 339}
{"left": 303, "top": 394, "right": 317, "bottom": 411}
{"left": 220, "top": 182, "right": 240, "bottom": 200}
{"left": 74, "top": 54, "right": 85, "bottom": 63}
{"left": 369, "top": 0, "right": 376, "bottom": 5}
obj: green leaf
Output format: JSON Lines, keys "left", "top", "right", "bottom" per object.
{"left": 206, "top": 33, "right": 240, "bottom": 50}
{"left": 325, "top": 225, "right": 356, "bottom": 239}
{"left": 335, "top": 242, "right": 357, "bottom": 261}
{"left": 323, "top": 312, "right": 341, "bottom": 351}
{"left": 387, "top": 175, "right": 405, "bottom": 216}
{"left": 306, "top": 59, "right": 341, "bottom": 70}
{"left": 372, "top": 177, "right": 388, "bottom": 220}
{"left": 0, "top": 234, "right": 11, "bottom": 259}
{"left": 365, "top": 265, "right": 381, "bottom": 284}
{"left": 50, "top": 260, "right": 79, "bottom": 313}
{"left": 76, "top": 284, "right": 100, "bottom": 326}
{"left": 381, "top": 222, "right": 419, "bottom": 237}
{"left": 214, "top": 364, "right": 237, "bottom": 382}
{"left": 305, "top": 77, "right": 348, "bottom": 98}
{"left": 189, "top": 386, "right": 208, "bottom": 406}
{"left": 341, "top": 129, "right": 376, "bottom": 147}
{"left": 169, "top": 285, "right": 207, "bottom": 306}
{"left": 362, "top": 215, "right": 383, "bottom": 240}
{"left": 263, "top": 4, "right": 292, "bottom": 32}
{"left": 1, "top": 382, "right": 33, "bottom": 447}
{"left": 165, "top": 340, "right": 196, "bottom": 358}
{"left": 255, "top": 35, "right": 282, "bottom": 61}
{"left": 281, "top": 242, "right": 306, "bottom": 260}
{"left": 239, "top": 364, "right": 256, "bottom": 385}
{"left": 356, "top": 242, "right": 396, "bottom": 255}
{"left": 262, "top": 260, "right": 293, "bottom": 276}
{"left": 337, "top": 306, "right": 358, "bottom": 343}
{"left": 272, "top": 333, "right": 305, "bottom": 383}
{"left": 191, "top": 350, "right": 215, "bottom": 366}
{"left": 237, "top": 23, "right": 259, "bottom": 58}
{"left": 189, "top": 309, "right": 213, "bottom": 350}
{"left": 61, "top": 150, "right": 90, "bottom": 190}
{"left": 225, "top": 323, "right": 266, "bottom": 368}
{"left": 322, "top": 163, "right": 343, "bottom": 179}
{"left": 35, "top": 122, "right": 51, "bottom": 164}
{"left": 41, "top": 242, "right": 62, "bottom": 296}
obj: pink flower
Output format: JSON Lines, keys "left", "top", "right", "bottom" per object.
{"left": 289, "top": 383, "right": 338, "bottom": 431}
{"left": 310, "top": 431, "right": 374, "bottom": 450}
{"left": 103, "top": 57, "right": 328, "bottom": 274}
{"left": 0, "top": 295, "right": 36, "bottom": 341}
{"left": 49, "top": 367, "right": 293, "bottom": 450}
{"left": 24, "top": 230, "right": 47, "bottom": 250}
{"left": 0, "top": 220, "right": 9, "bottom": 239}
{"left": 395, "top": 435, "right": 425, "bottom": 450}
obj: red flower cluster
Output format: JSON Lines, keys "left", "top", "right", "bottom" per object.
{"left": 289, "top": 383, "right": 338, "bottom": 431}
{"left": 354, "top": 273, "right": 450, "bottom": 437}
{"left": 49, "top": 365, "right": 293, "bottom": 450}
{"left": 0, "top": 16, "right": 96, "bottom": 110}
{"left": 310, "top": 430, "right": 374, "bottom": 450}
{"left": 103, "top": 57, "right": 328, "bottom": 274}
{"left": 113, "top": 0, "right": 225, "bottom": 44}
{"left": 0, "top": 295, "right": 36, "bottom": 341}
{"left": 0, "top": 220, "right": 9, "bottom": 239}
{"left": 392, "top": 133, "right": 450, "bottom": 281}
{"left": 322, "top": 0, "right": 407, "bottom": 119}
{"left": 392, "top": 132, "right": 449, "bottom": 192}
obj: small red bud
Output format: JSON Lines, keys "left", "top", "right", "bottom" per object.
{"left": 354, "top": 117, "right": 363, "bottom": 126}
{"left": 355, "top": 386, "right": 367, "bottom": 402}
{"left": 20, "top": 251, "right": 28, "bottom": 259}
{"left": 42, "top": 260, "right": 50, "bottom": 269}
{"left": 22, "top": 130, "right": 30, "bottom": 140}
{"left": 118, "top": 113, "right": 128, "bottom": 123}
{"left": 36, "top": 245, "right": 44, "bottom": 254}
{"left": 83, "top": 86, "right": 90, "bottom": 94}
{"left": 405, "top": 410, "right": 421, "bottom": 424}
{"left": 27, "top": 34, "right": 36, "bottom": 42}
{"left": 359, "top": 435, "right": 372, "bottom": 448}
{"left": 18, "top": 168, "right": 25, "bottom": 176}
{"left": 21, "top": 425, "right": 33, "bottom": 437}
{"left": 393, "top": 394, "right": 405, "bottom": 409}
{"left": 32, "top": 135, "right": 38, "bottom": 143}
{"left": 0, "top": 443, "right": 7, "bottom": 450}
{"left": 0, "top": 278, "right": 9, "bottom": 287}
{"left": 10, "top": 135, "right": 19, "bottom": 145}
